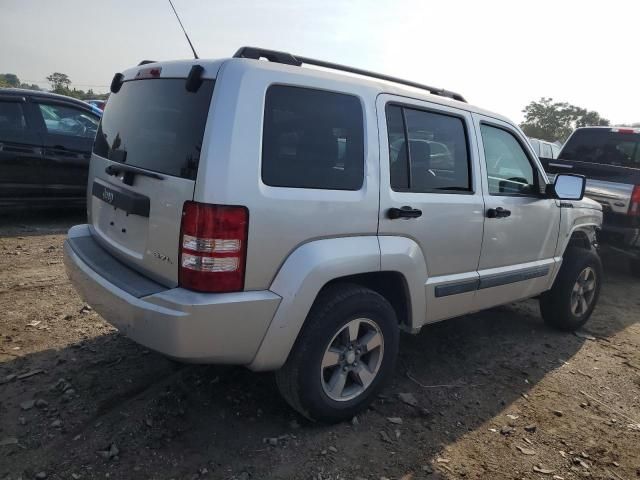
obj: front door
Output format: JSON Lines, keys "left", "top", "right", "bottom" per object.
{"left": 473, "top": 114, "right": 561, "bottom": 311}
{"left": 377, "top": 95, "right": 485, "bottom": 324}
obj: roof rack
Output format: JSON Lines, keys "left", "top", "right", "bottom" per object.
{"left": 233, "top": 46, "right": 467, "bottom": 103}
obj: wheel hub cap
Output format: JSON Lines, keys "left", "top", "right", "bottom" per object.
{"left": 345, "top": 351, "right": 356, "bottom": 365}
{"left": 571, "top": 266, "right": 597, "bottom": 317}
{"left": 320, "top": 318, "right": 384, "bottom": 402}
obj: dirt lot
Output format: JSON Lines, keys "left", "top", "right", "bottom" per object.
{"left": 1, "top": 211, "right": 639, "bottom": 480}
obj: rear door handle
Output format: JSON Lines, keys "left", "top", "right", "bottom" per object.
{"left": 388, "top": 206, "right": 423, "bottom": 219}
{"left": 487, "top": 207, "right": 511, "bottom": 219}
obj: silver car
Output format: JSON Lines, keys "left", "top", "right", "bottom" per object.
{"left": 64, "top": 47, "right": 603, "bottom": 422}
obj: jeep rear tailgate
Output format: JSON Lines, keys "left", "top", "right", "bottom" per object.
{"left": 88, "top": 63, "right": 218, "bottom": 287}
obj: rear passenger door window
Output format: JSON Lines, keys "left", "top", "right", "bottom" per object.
{"left": 386, "top": 105, "right": 471, "bottom": 193}
{"left": 480, "top": 124, "right": 537, "bottom": 196}
{"left": 262, "top": 85, "right": 364, "bottom": 190}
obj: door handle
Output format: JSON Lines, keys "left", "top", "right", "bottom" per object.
{"left": 388, "top": 206, "right": 423, "bottom": 219}
{"left": 486, "top": 207, "right": 511, "bottom": 219}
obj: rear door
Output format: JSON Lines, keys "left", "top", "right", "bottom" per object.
{"left": 89, "top": 73, "right": 216, "bottom": 286}
{"left": 473, "top": 114, "right": 561, "bottom": 311}
{"left": 31, "top": 100, "right": 99, "bottom": 198}
{"left": 377, "top": 95, "right": 485, "bottom": 323}
{"left": 0, "top": 95, "right": 44, "bottom": 201}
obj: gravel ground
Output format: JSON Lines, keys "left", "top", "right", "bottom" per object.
{"left": 1, "top": 211, "right": 639, "bottom": 480}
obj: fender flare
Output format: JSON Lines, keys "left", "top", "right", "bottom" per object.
{"left": 247, "top": 235, "right": 428, "bottom": 371}
{"left": 556, "top": 213, "right": 601, "bottom": 257}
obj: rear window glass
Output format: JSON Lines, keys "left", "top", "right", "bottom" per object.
{"left": 560, "top": 129, "right": 640, "bottom": 168}
{"left": 262, "top": 85, "right": 364, "bottom": 190}
{"left": 93, "top": 79, "right": 214, "bottom": 179}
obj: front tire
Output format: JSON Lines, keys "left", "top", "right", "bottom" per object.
{"left": 540, "top": 247, "right": 602, "bottom": 331}
{"left": 275, "top": 284, "right": 399, "bottom": 423}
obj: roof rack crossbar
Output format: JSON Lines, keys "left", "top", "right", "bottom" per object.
{"left": 233, "top": 46, "right": 466, "bottom": 103}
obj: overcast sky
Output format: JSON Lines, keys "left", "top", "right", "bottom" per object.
{"left": 2, "top": 0, "right": 638, "bottom": 124}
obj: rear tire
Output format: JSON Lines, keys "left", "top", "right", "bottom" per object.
{"left": 275, "top": 284, "right": 399, "bottom": 423}
{"left": 540, "top": 247, "right": 602, "bottom": 331}
{"left": 630, "top": 258, "right": 640, "bottom": 278}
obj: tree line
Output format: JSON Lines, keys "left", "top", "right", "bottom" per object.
{"left": 0, "top": 72, "right": 108, "bottom": 101}
{"left": 520, "top": 98, "right": 638, "bottom": 143}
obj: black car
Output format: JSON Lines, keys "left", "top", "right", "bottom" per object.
{"left": 0, "top": 88, "right": 100, "bottom": 208}
{"left": 543, "top": 126, "right": 640, "bottom": 276}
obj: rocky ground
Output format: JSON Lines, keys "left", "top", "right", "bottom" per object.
{"left": 0, "top": 210, "right": 639, "bottom": 480}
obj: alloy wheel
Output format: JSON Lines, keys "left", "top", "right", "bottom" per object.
{"left": 320, "top": 318, "right": 384, "bottom": 402}
{"left": 571, "top": 267, "right": 597, "bottom": 316}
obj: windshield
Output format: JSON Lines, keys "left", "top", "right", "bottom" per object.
{"left": 93, "top": 78, "right": 215, "bottom": 180}
{"left": 560, "top": 129, "right": 640, "bottom": 168}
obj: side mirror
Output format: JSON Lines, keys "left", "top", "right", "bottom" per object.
{"left": 553, "top": 174, "right": 586, "bottom": 200}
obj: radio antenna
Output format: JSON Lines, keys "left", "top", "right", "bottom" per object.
{"left": 168, "top": 0, "right": 199, "bottom": 59}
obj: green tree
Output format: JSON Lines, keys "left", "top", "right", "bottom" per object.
{"left": 0, "top": 73, "right": 20, "bottom": 87}
{"left": 46, "top": 72, "right": 71, "bottom": 93}
{"left": 19, "top": 83, "right": 41, "bottom": 91}
{"left": 520, "top": 97, "right": 609, "bottom": 142}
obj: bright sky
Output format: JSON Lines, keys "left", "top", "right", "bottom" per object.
{"left": 2, "top": 0, "right": 639, "bottom": 124}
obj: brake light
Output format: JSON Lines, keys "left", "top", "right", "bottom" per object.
{"left": 136, "top": 67, "right": 162, "bottom": 79}
{"left": 630, "top": 185, "right": 640, "bottom": 217}
{"left": 611, "top": 127, "right": 638, "bottom": 134}
{"left": 179, "top": 202, "right": 248, "bottom": 293}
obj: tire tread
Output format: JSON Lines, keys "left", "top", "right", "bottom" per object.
{"left": 275, "top": 283, "right": 397, "bottom": 422}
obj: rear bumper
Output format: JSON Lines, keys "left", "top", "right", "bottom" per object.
{"left": 63, "top": 225, "right": 281, "bottom": 364}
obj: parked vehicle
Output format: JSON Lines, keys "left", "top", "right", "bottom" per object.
{"left": 84, "top": 102, "right": 104, "bottom": 118}
{"left": 529, "top": 137, "right": 561, "bottom": 159}
{"left": 85, "top": 99, "right": 106, "bottom": 111}
{"left": 0, "top": 88, "right": 100, "bottom": 208}
{"left": 543, "top": 127, "right": 640, "bottom": 277}
{"left": 64, "top": 47, "right": 603, "bottom": 422}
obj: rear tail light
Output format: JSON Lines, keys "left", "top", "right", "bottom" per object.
{"left": 610, "top": 127, "right": 639, "bottom": 134}
{"left": 629, "top": 185, "right": 640, "bottom": 217}
{"left": 179, "top": 202, "right": 248, "bottom": 293}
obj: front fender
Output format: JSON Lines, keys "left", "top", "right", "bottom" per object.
{"left": 556, "top": 204, "right": 603, "bottom": 257}
{"left": 248, "top": 236, "right": 381, "bottom": 371}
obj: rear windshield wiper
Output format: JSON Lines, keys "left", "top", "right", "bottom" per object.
{"left": 105, "top": 164, "right": 165, "bottom": 185}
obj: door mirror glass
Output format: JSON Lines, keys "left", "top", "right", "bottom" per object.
{"left": 554, "top": 174, "right": 586, "bottom": 200}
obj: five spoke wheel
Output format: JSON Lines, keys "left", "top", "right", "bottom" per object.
{"left": 320, "top": 318, "right": 384, "bottom": 402}
{"left": 571, "top": 267, "right": 597, "bottom": 316}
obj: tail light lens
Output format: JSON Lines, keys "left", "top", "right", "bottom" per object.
{"left": 630, "top": 185, "right": 640, "bottom": 217}
{"left": 179, "top": 202, "right": 248, "bottom": 293}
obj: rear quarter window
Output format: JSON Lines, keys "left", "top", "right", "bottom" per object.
{"left": 0, "top": 100, "right": 28, "bottom": 142}
{"left": 261, "top": 85, "right": 364, "bottom": 190}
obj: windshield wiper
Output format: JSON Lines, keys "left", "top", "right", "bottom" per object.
{"left": 105, "top": 164, "right": 164, "bottom": 185}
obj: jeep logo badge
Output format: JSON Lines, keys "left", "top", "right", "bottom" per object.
{"left": 102, "top": 189, "right": 114, "bottom": 204}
